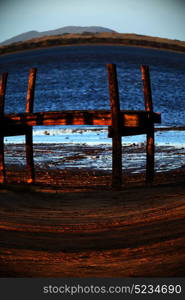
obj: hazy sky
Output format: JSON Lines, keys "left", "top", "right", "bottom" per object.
{"left": 0, "top": 0, "right": 185, "bottom": 43}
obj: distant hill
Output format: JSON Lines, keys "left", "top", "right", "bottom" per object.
{"left": 0, "top": 26, "right": 116, "bottom": 45}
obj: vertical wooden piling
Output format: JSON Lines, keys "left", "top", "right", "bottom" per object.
{"left": 0, "top": 73, "right": 8, "bottom": 183}
{"left": 141, "top": 65, "right": 154, "bottom": 184}
{"left": 25, "top": 130, "right": 34, "bottom": 183}
{"left": 25, "top": 68, "right": 37, "bottom": 183}
{"left": 0, "top": 73, "right": 8, "bottom": 114}
{"left": 26, "top": 68, "right": 37, "bottom": 113}
{"left": 107, "top": 64, "right": 122, "bottom": 188}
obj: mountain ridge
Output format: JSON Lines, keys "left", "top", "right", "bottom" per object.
{"left": 1, "top": 26, "right": 116, "bottom": 45}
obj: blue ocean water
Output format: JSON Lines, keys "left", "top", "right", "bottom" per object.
{"left": 1, "top": 45, "right": 185, "bottom": 172}
{"left": 0, "top": 45, "right": 185, "bottom": 126}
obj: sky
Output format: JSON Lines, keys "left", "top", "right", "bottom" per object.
{"left": 0, "top": 0, "right": 185, "bottom": 43}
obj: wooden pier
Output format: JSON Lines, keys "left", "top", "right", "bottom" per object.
{"left": 0, "top": 64, "right": 161, "bottom": 187}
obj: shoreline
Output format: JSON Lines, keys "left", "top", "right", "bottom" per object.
{"left": 1, "top": 41, "right": 185, "bottom": 57}
{"left": 2, "top": 161, "right": 185, "bottom": 190}
{"left": 3, "top": 140, "right": 185, "bottom": 183}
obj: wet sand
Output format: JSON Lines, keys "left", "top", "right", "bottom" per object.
{"left": 4, "top": 141, "right": 185, "bottom": 178}
{"left": 0, "top": 162, "right": 185, "bottom": 277}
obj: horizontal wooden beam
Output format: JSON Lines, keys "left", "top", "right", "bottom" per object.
{"left": 0, "top": 124, "right": 30, "bottom": 137}
{"left": 108, "top": 126, "right": 151, "bottom": 137}
{"left": 1, "top": 110, "right": 161, "bottom": 129}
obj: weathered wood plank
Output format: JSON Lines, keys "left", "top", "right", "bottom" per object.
{"left": 26, "top": 128, "right": 35, "bottom": 183}
{"left": 26, "top": 68, "right": 37, "bottom": 113}
{"left": 0, "top": 136, "right": 5, "bottom": 183}
{"left": 0, "top": 73, "right": 8, "bottom": 183}
{"left": 108, "top": 126, "right": 148, "bottom": 137}
{"left": 141, "top": 65, "right": 154, "bottom": 184}
{"left": 141, "top": 65, "right": 153, "bottom": 112}
{"left": 25, "top": 68, "right": 36, "bottom": 183}
{"left": 107, "top": 64, "right": 122, "bottom": 188}
{"left": 0, "top": 73, "right": 8, "bottom": 116}
{"left": 3, "top": 110, "right": 161, "bottom": 127}
{"left": 0, "top": 124, "right": 30, "bottom": 136}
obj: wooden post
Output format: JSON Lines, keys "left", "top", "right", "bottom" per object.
{"left": 25, "top": 68, "right": 37, "bottom": 183}
{"left": 26, "top": 68, "right": 37, "bottom": 113}
{"left": 107, "top": 64, "right": 122, "bottom": 188}
{"left": 0, "top": 73, "right": 8, "bottom": 114}
{"left": 0, "top": 73, "right": 8, "bottom": 183}
{"left": 25, "top": 129, "right": 34, "bottom": 183}
{"left": 141, "top": 65, "right": 154, "bottom": 184}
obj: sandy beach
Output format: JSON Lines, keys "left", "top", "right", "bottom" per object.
{"left": 0, "top": 159, "right": 185, "bottom": 277}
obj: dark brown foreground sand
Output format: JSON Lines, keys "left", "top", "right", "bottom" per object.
{"left": 0, "top": 166, "right": 185, "bottom": 277}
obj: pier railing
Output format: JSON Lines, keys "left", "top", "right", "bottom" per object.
{"left": 0, "top": 64, "right": 161, "bottom": 188}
